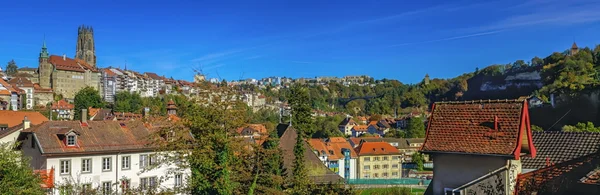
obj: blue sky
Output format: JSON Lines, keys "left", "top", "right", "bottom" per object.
{"left": 1, "top": 0, "right": 600, "bottom": 83}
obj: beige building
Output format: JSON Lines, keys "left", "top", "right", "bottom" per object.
{"left": 355, "top": 142, "right": 402, "bottom": 179}
{"left": 38, "top": 40, "right": 101, "bottom": 99}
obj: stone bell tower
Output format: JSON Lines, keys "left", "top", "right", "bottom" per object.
{"left": 75, "top": 25, "right": 96, "bottom": 67}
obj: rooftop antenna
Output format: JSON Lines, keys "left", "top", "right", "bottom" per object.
{"left": 124, "top": 60, "right": 127, "bottom": 71}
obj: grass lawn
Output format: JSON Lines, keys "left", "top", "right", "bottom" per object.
{"left": 356, "top": 187, "right": 425, "bottom": 195}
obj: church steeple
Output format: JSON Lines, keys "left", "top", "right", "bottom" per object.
{"left": 39, "top": 38, "right": 49, "bottom": 58}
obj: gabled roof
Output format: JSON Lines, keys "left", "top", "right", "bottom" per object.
{"left": 353, "top": 125, "right": 368, "bottom": 132}
{"left": 572, "top": 42, "right": 579, "bottom": 49}
{"left": 0, "top": 110, "right": 48, "bottom": 128}
{"left": 20, "top": 120, "right": 156, "bottom": 155}
{"left": 421, "top": 99, "right": 536, "bottom": 159}
{"left": 308, "top": 137, "right": 358, "bottom": 160}
{"left": 277, "top": 124, "right": 343, "bottom": 183}
{"left": 49, "top": 55, "right": 97, "bottom": 73}
{"left": 51, "top": 99, "right": 74, "bottom": 110}
{"left": 522, "top": 132, "right": 600, "bottom": 169}
{"left": 33, "top": 84, "right": 53, "bottom": 93}
{"left": 237, "top": 124, "right": 268, "bottom": 135}
{"left": 354, "top": 142, "right": 401, "bottom": 156}
{"left": 145, "top": 72, "right": 162, "bottom": 80}
{"left": 339, "top": 117, "right": 356, "bottom": 126}
{"left": 515, "top": 152, "right": 600, "bottom": 195}
{"left": 8, "top": 77, "right": 34, "bottom": 88}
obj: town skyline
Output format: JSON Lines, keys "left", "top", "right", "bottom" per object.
{"left": 2, "top": 0, "right": 600, "bottom": 83}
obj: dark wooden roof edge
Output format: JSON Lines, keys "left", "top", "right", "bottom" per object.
{"left": 41, "top": 147, "right": 158, "bottom": 157}
{"left": 434, "top": 99, "right": 525, "bottom": 104}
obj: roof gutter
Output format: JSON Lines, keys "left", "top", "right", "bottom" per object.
{"left": 421, "top": 150, "right": 515, "bottom": 158}
{"left": 41, "top": 148, "right": 156, "bottom": 157}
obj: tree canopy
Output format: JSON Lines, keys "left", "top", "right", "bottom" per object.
{"left": 73, "top": 87, "right": 104, "bottom": 120}
{"left": 0, "top": 143, "right": 45, "bottom": 195}
{"left": 5, "top": 59, "right": 18, "bottom": 76}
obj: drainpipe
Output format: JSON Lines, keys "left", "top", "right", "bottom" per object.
{"left": 116, "top": 152, "right": 120, "bottom": 193}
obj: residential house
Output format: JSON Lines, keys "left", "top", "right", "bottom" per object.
{"left": 18, "top": 119, "right": 189, "bottom": 194}
{"left": 51, "top": 99, "right": 74, "bottom": 120}
{"left": 367, "top": 120, "right": 391, "bottom": 136}
{"left": 100, "top": 69, "right": 118, "bottom": 103}
{"left": 276, "top": 124, "right": 343, "bottom": 183}
{"left": 351, "top": 125, "right": 369, "bottom": 137}
{"left": 0, "top": 111, "right": 48, "bottom": 144}
{"left": 308, "top": 137, "right": 358, "bottom": 179}
{"left": 354, "top": 142, "right": 403, "bottom": 179}
{"left": 338, "top": 117, "right": 357, "bottom": 136}
{"left": 0, "top": 78, "right": 21, "bottom": 110}
{"left": 513, "top": 131, "right": 600, "bottom": 194}
{"left": 8, "top": 77, "right": 35, "bottom": 109}
{"left": 236, "top": 124, "right": 268, "bottom": 145}
{"left": 145, "top": 72, "right": 165, "bottom": 97}
{"left": 421, "top": 99, "right": 536, "bottom": 195}
{"left": 356, "top": 116, "right": 368, "bottom": 124}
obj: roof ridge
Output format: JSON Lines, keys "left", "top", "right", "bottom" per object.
{"left": 435, "top": 99, "right": 525, "bottom": 104}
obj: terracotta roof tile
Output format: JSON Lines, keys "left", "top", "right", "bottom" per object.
{"left": 7, "top": 77, "right": 34, "bottom": 88}
{"left": 309, "top": 137, "right": 358, "bottom": 160}
{"left": 421, "top": 99, "right": 536, "bottom": 157}
{"left": 354, "top": 142, "right": 401, "bottom": 156}
{"left": 33, "top": 84, "right": 53, "bottom": 93}
{"left": 49, "top": 55, "right": 97, "bottom": 73}
{"left": 353, "top": 125, "right": 368, "bottom": 132}
{"left": 0, "top": 110, "right": 48, "bottom": 128}
{"left": 51, "top": 99, "right": 74, "bottom": 110}
{"left": 522, "top": 132, "right": 600, "bottom": 170}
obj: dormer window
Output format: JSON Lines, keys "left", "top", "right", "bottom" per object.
{"left": 67, "top": 135, "right": 76, "bottom": 146}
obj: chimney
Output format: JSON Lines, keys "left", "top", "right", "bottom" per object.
{"left": 81, "top": 109, "right": 87, "bottom": 123}
{"left": 62, "top": 54, "right": 66, "bottom": 60}
{"left": 23, "top": 116, "right": 30, "bottom": 129}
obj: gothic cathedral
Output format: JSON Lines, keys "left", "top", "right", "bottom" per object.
{"left": 75, "top": 25, "right": 96, "bottom": 67}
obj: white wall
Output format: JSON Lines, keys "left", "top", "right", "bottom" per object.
{"left": 0, "top": 129, "right": 20, "bottom": 145}
{"left": 349, "top": 158, "right": 357, "bottom": 179}
{"left": 46, "top": 152, "right": 188, "bottom": 194}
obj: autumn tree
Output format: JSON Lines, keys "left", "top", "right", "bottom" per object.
{"left": 73, "top": 87, "right": 104, "bottom": 120}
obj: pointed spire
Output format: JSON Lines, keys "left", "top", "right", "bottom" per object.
{"left": 572, "top": 42, "right": 578, "bottom": 49}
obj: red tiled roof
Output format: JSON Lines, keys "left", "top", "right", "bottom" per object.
{"left": 0, "top": 79, "right": 18, "bottom": 93}
{"left": 8, "top": 77, "right": 34, "bottom": 88}
{"left": 34, "top": 168, "right": 54, "bottom": 189}
{"left": 49, "top": 55, "right": 97, "bottom": 73}
{"left": 354, "top": 142, "right": 401, "bottom": 156}
{"left": 0, "top": 110, "right": 49, "bottom": 128}
{"left": 145, "top": 72, "right": 162, "bottom": 80}
{"left": 309, "top": 137, "right": 358, "bottom": 160}
{"left": 33, "top": 84, "right": 53, "bottom": 93}
{"left": 237, "top": 124, "right": 268, "bottom": 135}
{"left": 21, "top": 120, "right": 156, "bottom": 155}
{"left": 51, "top": 99, "right": 74, "bottom": 110}
{"left": 421, "top": 99, "right": 536, "bottom": 159}
{"left": 103, "top": 69, "right": 116, "bottom": 77}
{"left": 353, "top": 125, "right": 368, "bottom": 132}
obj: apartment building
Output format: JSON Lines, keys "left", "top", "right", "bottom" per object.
{"left": 355, "top": 142, "right": 402, "bottom": 179}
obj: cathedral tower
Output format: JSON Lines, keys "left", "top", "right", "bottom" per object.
{"left": 39, "top": 39, "right": 52, "bottom": 88}
{"left": 75, "top": 25, "right": 96, "bottom": 67}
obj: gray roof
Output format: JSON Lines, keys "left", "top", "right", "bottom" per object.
{"left": 521, "top": 131, "right": 600, "bottom": 169}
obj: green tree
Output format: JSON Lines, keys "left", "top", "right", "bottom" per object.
{"left": 73, "top": 87, "right": 104, "bottom": 120}
{"left": 292, "top": 130, "right": 309, "bottom": 194}
{"left": 531, "top": 56, "right": 543, "bottom": 66}
{"left": 114, "top": 91, "right": 142, "bottom": 113}
{"left": 411, "top": 152, "right": 425, "bottom": 171}
{"left": 407, "top": 118, "right": 426, "bottom": 138}
{"left": 288, "top": 85, "right": 315, "bottom": 137}
{"left": 0, "top": 142, "right": 45, "bottom": 195}
{"left": 5, "top": 59, "right": 18, "bottom": 76}
{"left": 531, "top": 125, "right": 544, "bottom": 132}
{"left": 562, "top": 122, "right": 600, "bottom": 132}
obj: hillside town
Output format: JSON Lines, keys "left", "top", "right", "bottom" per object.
{"left": 3, "top": 2, "right": 600, "bottom": 194}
